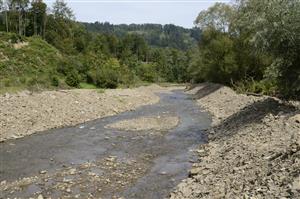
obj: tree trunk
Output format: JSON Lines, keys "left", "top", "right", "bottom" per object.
{"left": 18, "top": 11, "right": 22, "bottom": 35}
{"left": 43, "top": 14, "right": 47, "bottom": 39}
{"left": 23, "top": 12, "right": 26, "bottom": 36}
{"left": 34, "top": 12, "right": 37, "bottom": 35}
{"left": 5, "top": 11, "right": 8, "bottom": 32}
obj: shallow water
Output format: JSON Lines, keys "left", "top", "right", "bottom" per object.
{"left": 0, "top": 89, "right": 211, "bottom": 198}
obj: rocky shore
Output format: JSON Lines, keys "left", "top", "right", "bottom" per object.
{"left": 171, "top": 83, "right": 300, "bottom": 198}
{"left": 0, "top": 85, "right": 169, "bottom": 142}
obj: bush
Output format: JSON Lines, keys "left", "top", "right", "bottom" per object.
{"left": 92, "top": 58, "right": 122, "bottom": 89}
{"left": 9, "top": 33, "right": 25, "bottom": 44}
{"left": 65, "top": 71, "right": 80, "bottom": 87}
{"left": 3, "top": 78, "right": 12, "bottom": 87}
{"left": 27, "top": 76, "right": 38, "bottom": 86}
{"left": 51, "top": 75, "right": 60, "bottom": 87}
{"left": 136, "top": 63, "right": 158, "bottom": 82}
{"left": 19, "top": 77, "right": 27, "bottom": 84}
{"left": 95, "top": 68, "right": 119, "bottom": 89}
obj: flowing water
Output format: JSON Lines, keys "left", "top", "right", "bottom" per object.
{"left": 0, "top": 89, "right": 211, "bottom": 198}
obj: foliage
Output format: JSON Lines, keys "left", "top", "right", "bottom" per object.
{"left": 235, "top": 0, "right": 300, "bottom": 98}
{"left": 1, "top": 0, "right": 297, "bottom": 100}
{"left": 195, "top": 3, "right": 234, "bottom": 32}
{"left": 0, "top": 32, "right": 62, "bottom": 90}
{"left": 191, "top": 1, "right": 299, "bottom": 99}
{"left": 65, "top": 70, "right": 80, "bottom": 87}
{"left": 83, "top": 22, "right": 201, "bottom": 50}
{"left": 136, "top": 62, "right": 158, "bottom": 82}
{"left": 51, "top": 75, "right": 59, "bottom": 87}
{"left": 0, "top": 0, "right": 196, "bottom": 92}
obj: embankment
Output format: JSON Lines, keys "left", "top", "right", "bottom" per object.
{"left": 171, "top": 83, "right": 300, "bottom": 198}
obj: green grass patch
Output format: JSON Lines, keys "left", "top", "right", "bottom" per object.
{"left": 0, "top": 86, "right": 26, "bottom": 95}
{"left": 96, "top": 88, "right": 105, "bottom": 94}
{"left": 79, "top": 83, "right": 98, "bottom": 89}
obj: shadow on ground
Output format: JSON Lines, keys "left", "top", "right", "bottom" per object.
{"left": 189, "top": 83, "right": 297, "bottom": 141}
{"left": 212, "top": 98, "right": 296, "bottom": 140}
{"left": 187, "top": 83, "right": 223, "bottom": 100}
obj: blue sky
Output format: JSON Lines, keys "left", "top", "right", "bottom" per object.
{"left": 45, "top": 0, "right": 230, "bottom": 28}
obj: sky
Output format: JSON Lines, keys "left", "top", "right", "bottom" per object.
{"left": 45, "top": 0, "right": 230, "bottom": 28}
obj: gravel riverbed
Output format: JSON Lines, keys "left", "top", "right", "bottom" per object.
{"left": 171, "top": 83, "right": 300, "bottom": 198}
{"left": 0, "top": 85, "right": 170, "bottom": 142}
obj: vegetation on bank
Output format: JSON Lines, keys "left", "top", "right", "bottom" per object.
{"left": 0, "top": 0, "right": 299, "bottom": 99}
{"left": 189, "top": 1, "right": 300, "bottom": 99}
{"left": 0, "top": 0, "right": 191, "bottom": 92}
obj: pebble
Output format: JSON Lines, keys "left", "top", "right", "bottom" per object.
{"left": 39, "top": 170, "right": 47, "bottom": 174}
{"left": 37, "top": 195, "right": 43, "bottom": 199}
{"left": 66, "top": 188, "right": 71, "bottom": 193}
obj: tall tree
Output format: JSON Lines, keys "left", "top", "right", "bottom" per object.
{"left": 52, "top": 0, "right": 74, "bottom": 20}
{"left": 30, "top": 0, "right": 47, "bottom": 37}
{"left": 0, "top": 0, "right": 9, "bottom": 32}
{"left": 236, "top": 0, "right": 300, "bottom": 98}
{"left": 195, "top": 2, "right": 234, "bottom": 33}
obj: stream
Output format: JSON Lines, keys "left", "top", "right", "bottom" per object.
{"left": 0, "top": 89, "right": 211, "bottom": 199}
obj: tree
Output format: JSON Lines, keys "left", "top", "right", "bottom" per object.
{"left": 0, "top": 0, "right": 9, "bottom": 32}
{"left": 10, "top": 0, "right": 29, "bottom": 35}
{"left": 52, "top": 0, "right": 74, "bottom": 20}
{"left": 236, "top": 0, "right": 300, "bottom": 98}
{"left": 195, "top": 3, "right": 234, "bottom": 33}
{"left": 30, "top": 0, "right": 47, "bottom": 37}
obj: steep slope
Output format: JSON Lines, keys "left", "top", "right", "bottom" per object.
{"left": 0, "top": 32, "right": 63, "bottom": 91}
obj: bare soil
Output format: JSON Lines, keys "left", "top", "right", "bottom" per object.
{"left": 171, "top": 83, "right": 300, "bottom": 198}
{"left": 0, "top": 85, "right": 169, "bottom": 142}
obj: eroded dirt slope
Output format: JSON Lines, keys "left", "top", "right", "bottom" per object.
{"left": 171, "top": 83, "right": 300, "bottom": 199}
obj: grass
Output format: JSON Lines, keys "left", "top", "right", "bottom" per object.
{"left": 79, "top": 83, "right": 98, "bottom": 89}
{"left": 97, "top": 89, "right": 105, "bottom": 93}
{"left": 157, "top": 82, "right": 186, "bottom": 87}
{"left": 0, "top": 86, "right": 25, "bottom": 95}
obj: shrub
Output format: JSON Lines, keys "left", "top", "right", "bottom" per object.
{"left": 27, "top": 76, "right": 38, "bottom": 86}
{"left": 3, "top": 78, "right": 12, "bottom": 87}
{"left": 65, "top": 71, "right": 80, "bottom": 87}
{"left": 95, "top": 68, "right": 119, "bottom": 89}
{"left": 136, "top": 63, "right": 158, "bottom": 82}
{"left": 19, "top": 77, "right": 27, "bottom": 84}
{"left": 51, "top": 75, "right": 60, "bottom": 87}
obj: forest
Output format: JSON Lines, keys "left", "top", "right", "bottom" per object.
{"left": 83, "top": 22, "right": 201, "bottom": 50}
{"left": 0, "top": 0, "right": 299, "bottom": 99}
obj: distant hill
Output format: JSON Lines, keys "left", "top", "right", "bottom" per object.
{"left": 82, "top": 22, "right": 201, "bottom": 50}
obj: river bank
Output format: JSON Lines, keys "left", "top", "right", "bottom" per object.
{"left": 0, "top": 85, "right": 171, "bottom": 142}
{"left": 171, "top": 83, "right": 300, "bottom": 198}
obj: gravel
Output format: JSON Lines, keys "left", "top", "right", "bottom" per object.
{"left": 171, "top": 83, "right": 300, "bottom": 199}
{"left": 0, "top": 85, "right": 169, "bottom": 142}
